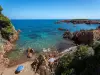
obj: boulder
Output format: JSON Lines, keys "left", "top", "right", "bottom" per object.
{"left": 63, "top": 30, "right": 73, "bottom": 39}
{"left": 27, "top": 53, "right": 33, "bottom": 58}
{"left": 4, "top": 41, "right": 14, "bottom": 52}
{"left": 63, "top": 29, "right": 100, "bottom": 45}
{"left": 26, "top": 48, "right": 35, "bottom": 58}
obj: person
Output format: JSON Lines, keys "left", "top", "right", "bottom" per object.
{"left": 48, "top": 55, "right": 56, "bottom": 73}
{"left": 48, "top": 58, "right": 56, "bottom": 64}
{"left": 31, "top": 58, "right": 39, "bottom": 72}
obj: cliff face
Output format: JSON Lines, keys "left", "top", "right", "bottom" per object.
{"left": 72, "top": 30, "right": 94, "bottom": 45}
{"left": 0, "top": 6, "right": 19, "bottom": 73}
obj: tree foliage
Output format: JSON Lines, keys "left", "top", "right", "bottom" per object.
{"left": 0, "top": 5, "right": 15, "bottom": 40}
{"left": 0, "top": 5, "right": 3, "bottom": 13}
{"left": 56, "top": 45, "right": 95, "bottom": 75}
{"left": 74, "top": 45, "right": 89, "bottom": 59}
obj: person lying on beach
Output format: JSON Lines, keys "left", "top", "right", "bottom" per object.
{"left": 48, "top": 54, "right": 57, "bottom": 72}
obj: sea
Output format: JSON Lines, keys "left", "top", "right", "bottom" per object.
{"left": 7, "top": 19, "right": 99, "bottom": 60}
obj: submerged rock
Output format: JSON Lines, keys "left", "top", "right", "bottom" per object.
{"left": 58, "top": 28, "right": 66, "bottom": 31}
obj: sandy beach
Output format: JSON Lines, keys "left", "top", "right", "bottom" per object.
{"left": 2, "top": 61, "right": 39, "bottom": 75}
{"left": 1, "top": 53, "right": 39, "bottom": 75}
{"left": 2, "top": 46, "right": 77, "bottom": 75}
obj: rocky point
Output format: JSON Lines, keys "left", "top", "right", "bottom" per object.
{"left": 0, "top": 6, "right": 19, "bottom": 74}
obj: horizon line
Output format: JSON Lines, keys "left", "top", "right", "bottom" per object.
{"left": 10, "top": 18, "right": 100, "bottom": 20}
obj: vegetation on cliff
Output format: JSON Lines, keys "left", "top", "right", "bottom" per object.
{"left": 0, "top": 5, "right": 16, "bottom": 41}
{"left": 55, "top": 42, "right": 100, "bottom": 75}
{"left": 0, "top": 5, "right": 18, "bottom": 74}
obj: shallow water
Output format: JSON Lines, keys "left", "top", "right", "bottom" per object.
{"left": 7, "top": 19, "right": 99, "bottom": 59}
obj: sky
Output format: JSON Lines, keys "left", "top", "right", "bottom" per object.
{"left": 0, "top": 0, "right": 100, "bottom": 19}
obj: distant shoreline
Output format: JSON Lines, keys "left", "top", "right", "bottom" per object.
{"left": 56, "top": 19, "right": 100, "bottom": 25}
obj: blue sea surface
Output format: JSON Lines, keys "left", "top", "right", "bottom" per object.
{"left": 7, "top": 19, "right": 99, "bottom": 59}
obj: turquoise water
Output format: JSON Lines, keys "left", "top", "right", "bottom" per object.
{"left": 7, "top": 19, "right": 99, "bottom": 59}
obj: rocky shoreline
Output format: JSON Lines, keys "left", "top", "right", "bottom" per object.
{"left": 56, "top": 19, "right": 100, "bottom": 25}
{"left": 0, "top": 6, "right": 19, "bottom": 74}
{"left": 1, "top": 5, "right": 100, "bottom": 75}
{"left": 1, "top": 45, "right": 95, "bottom": 75}
{"left": 62, "top": 28, "right": 100, "bottom": 45}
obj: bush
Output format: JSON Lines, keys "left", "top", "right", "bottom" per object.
{"left": 0, "top": 5, "right": 3, "bottom": 13}
{"left": 0, "top": 6, "right": 15, "bottom": 40}
{"left": 94, "top": 43, "right": 100, "bottom": 55}
{"left": 59, "top": 54, "right": 73, "bottom": 69}
{"left": 56, "top": 45, "right": 94, "bottom": 75}
{"left": 74, "top": 45, "right": 89, "bottom": 59}
{"left": 61, "top": 68, "right": 75, "bottom": 75}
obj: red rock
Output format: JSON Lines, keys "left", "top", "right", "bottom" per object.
{"left": 27, "top": 53, "right": 33, "bottom": 58}
{"left": 4, "top": 41, "right": 14, "bottom": 52}
{"left": 72, "top": 29, "right": 100, "bottom": 45}
{"left": 9, "top": 32, "right": 19, "bottom": 43}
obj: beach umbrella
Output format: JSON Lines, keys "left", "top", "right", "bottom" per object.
{"left": 16, "top": 65, "right": 24, "bottom": 72}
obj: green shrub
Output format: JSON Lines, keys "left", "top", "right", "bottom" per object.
{"left": 0, "top": 6, "right": 15, "bottom": 40}
{"left": 56, "top": 45, "right": 91, "bottom": 75}
{"left": 59, "top": 54, "right": 73, "bottom": 69}
{"left": 0, "top": 5, "right": 3, "bottom": 13}
{"left": 94, "top": 44, "right": 100, "bottom": 55}
{"left": 74, "top": 45, "right": 89, "bottom": 59}
{"left": 61, "top": 68, "right": 75, "bottom": 75}
{"left": 2, "top": 25, "right": 13, "bottom": 33}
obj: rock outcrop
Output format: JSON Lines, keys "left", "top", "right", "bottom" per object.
{"left": 63, "top": 29, "right": 100, "bottom": 45}
{"left": 63, "top": 30, "right": 73, "bottom": 39}
{"left": 0, "top": 5, "right": 19, "bottom": 73}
